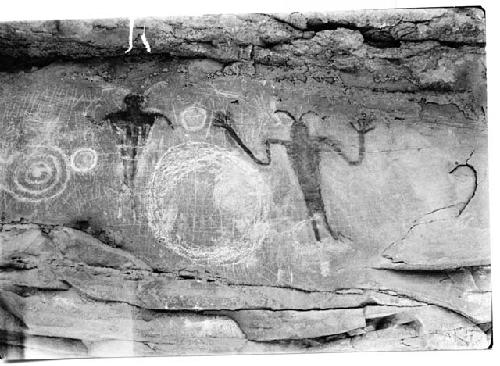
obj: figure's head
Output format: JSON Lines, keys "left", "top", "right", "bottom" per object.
{"left": 357, "top": 111, "right": 375, "bottom": 123}
{"left": 272, "top": 110, "right": 310, "bottom": 139}
{"left": 297, "top": 111, "right": 322, "bottom": 133}
{"left": 124, "top": 94, "right": 145, "bottom": 110}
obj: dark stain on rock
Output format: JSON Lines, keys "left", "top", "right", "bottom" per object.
{"left": 212, "top": 110, "right": 375, "bottom": 242}
{"left": 66, "top": 218, "right": 123, "bottom": 248}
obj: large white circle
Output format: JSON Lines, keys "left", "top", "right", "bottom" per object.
{"left": 147, "top": 142, "right": 271, "bottom": 264}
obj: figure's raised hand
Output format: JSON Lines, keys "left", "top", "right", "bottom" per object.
{"left": 350, "top": 113, "right": 376, "bottom": 134}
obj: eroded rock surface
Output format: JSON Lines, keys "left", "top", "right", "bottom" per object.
{"left": 0, "top": 7, "right": 490, "bottom": 359}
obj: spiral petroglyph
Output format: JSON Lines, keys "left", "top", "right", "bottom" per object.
{"left": 70, "top": 148, "right": 98, "bottom": 173}
{"left": 147, "top": 142, "right": 272, "bottom": 264}
{"left": 2, "top": 146, "right": 70, "bottom": 202}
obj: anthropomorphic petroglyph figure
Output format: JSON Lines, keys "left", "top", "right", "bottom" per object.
{"left": 212, "top": 110, "right": 375, "bottom": 242}
{"left": 97, "top": 94, "right": 173, "bottom": 189}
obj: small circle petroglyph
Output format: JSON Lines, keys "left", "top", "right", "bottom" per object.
{"left": 2, "top": 145, "right": 70, "bottom": 202}
{"left": 70, "top": 148, "right": 98, "bottom": 173}
{"left": 147, "top": 141, "right": 271, "bottom": 264}
{"left": 180, "top": 106, "right": 207, "bottom": 132}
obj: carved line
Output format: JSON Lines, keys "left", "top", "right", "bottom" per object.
{"left": 180, "top": 105, "right": 207, "bottom": 132}
{"left": 70, "top": 147, "right": 99, "bottom": 173}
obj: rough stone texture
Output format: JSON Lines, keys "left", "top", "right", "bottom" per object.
{"left": 224, "top": 309, "right": 366, "bottom": 341}
{"left": 0, "top": 7, "right": 491, "bottom": 359}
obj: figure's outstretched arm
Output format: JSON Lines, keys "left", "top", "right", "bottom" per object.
{"left": 85, "top": 111, "right": 128, "bottom": 132}
{"left": 212, "top": 111, "right": 288, "bottom": 166}
{"left": 147, "top": 111, "right": 174, "bottom": 128}
{"left": 102, "top": 111, "right": 129, "bottom": 123}
{"left": 316, "top": 114, "right": 375, "bottom": 166}
{"left": 84, "top": 110, "right": 121, "bottom": 126}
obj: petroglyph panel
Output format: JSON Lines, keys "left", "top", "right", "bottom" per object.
{"left": 0, "top": 7, "right": 490, "bottom": 360}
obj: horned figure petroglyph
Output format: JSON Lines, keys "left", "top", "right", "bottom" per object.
{"left": 212, "top": 110, "right": 376, "bottom": 242}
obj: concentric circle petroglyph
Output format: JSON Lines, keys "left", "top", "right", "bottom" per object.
{"left": 180, "top": 106, "right": 207, "bottom": 131}
{"left": 70, "top": 148, "right": 98, "bottom": 173}
{"left": 3, "top": 146, "right": 70, "bottom": 202}
{"left": 147, "top": 141, "right": 271, "bottom": 264}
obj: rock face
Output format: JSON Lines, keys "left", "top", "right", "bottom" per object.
{"left": 0, "top": 7, "right": 491, "bottom": 359}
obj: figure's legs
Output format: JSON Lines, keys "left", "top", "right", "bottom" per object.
{"left": 303, "top": 187, "right": 336, "bottom": 241}
{"left": 308, "top": 190, "right": 346, "bottom": 241}
{"left": 321, "top": 210, "right": 345, "bottom": 240}
{"left": 310, "top": 217, "right": 321, "bottom": 241}
{"left": 118, "top": 139, "right": 129, "bottom": 187}
{"left": 128, "top": 147, "right": 138, "bottom": 189}
{"left": 310, "top": 211, "right": 347, "bottom": 241}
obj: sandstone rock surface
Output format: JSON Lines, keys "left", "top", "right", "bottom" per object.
{"left": 0, "top": 7, "right": 490, "bottom": 359}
